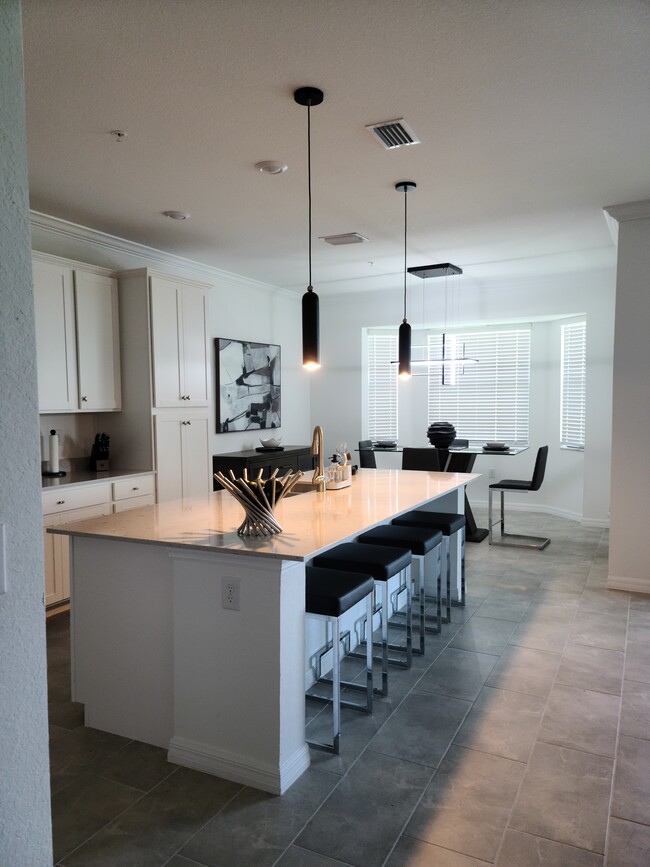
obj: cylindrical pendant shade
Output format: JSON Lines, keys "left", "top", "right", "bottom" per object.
{"left": 398, "top": 320, "right": 411, "bottom": 379}
{"left": 302, "top": 287, "right": 320, "bottom": 370}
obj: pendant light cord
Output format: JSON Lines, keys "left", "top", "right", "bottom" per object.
{"left": 307, "top": 102, "right": 313, "bottom": 291}
{"left": 403, "top": 186, "right": 408, "bottom": 322}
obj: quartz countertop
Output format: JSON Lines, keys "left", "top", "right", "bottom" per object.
{"left": 49, "top": 468, "right": 478, "bottom": 561}
{"left": 41, "top": 466, "right": 153, "bottom": 490}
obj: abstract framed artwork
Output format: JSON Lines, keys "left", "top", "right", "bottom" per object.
{"left": 215, "top": 338, "right": 281, "bottom": 432}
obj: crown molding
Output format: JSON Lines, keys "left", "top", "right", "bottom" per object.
{"left": 603, "top": 200, "right": 650, "bottom": 223}
{"left": 29, "top": 211, "right": 297, "bottom": 298}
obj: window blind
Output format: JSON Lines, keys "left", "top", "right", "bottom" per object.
{"left": 367, "top": 332, "right": 398, "bottom": 439}
{"left": 560, "top": 321, "right": 586, "bottom": 449}
{"left": 427, "top": 327, "right": 531, "bottom": 444}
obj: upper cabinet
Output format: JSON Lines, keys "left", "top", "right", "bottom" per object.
{"left": 33, "top": 255, "right": 121, "bottom": 413}
{"left": 150, "top": 276, "right": 209, "bottom": 407}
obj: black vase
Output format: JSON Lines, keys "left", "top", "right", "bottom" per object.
{"left": 427, "top": 421, "right": 456, "bottom": 448}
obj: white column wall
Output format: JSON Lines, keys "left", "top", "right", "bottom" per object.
{"left": 606, "top": 203, "right": 650, "bottom": 592}
{"left": 312, "top": 266, "right": 615, "bottom": 524}
{"left": 0, "top": 2, "right": 53, "bottom": 862}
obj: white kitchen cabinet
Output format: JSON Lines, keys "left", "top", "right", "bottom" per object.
{"left": 43, "top": 482, "right": 112, "bottom": 607}
{"left": 75, "top": 271, "right": 121, "bottom": 410}
{"left": 154, "top": 412, "right": 211, "bottom": 502}
{"left": 33, "top": 258, "right": 77, "bottom": 412}
{"left": 43, "top": 474, "right": 155, "bottom": 607}
{"left": 33, "top": 254, "right": 121, "bottom": 413}
{"left": 150, "top": 276, "right": 209, "bottom": 408}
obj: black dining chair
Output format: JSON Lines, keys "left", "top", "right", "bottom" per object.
{"left": 358, "top": 440, "right": 377, "bottom": 469}
{"left": 401, "top": 448, "right": 440, "bottom": 472}
{"left": 488, "top": 445, "right": 550, "bottom": 549}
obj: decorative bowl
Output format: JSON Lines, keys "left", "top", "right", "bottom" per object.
{"left": 260, "top": 436, "right": 282, "bottom": 449}
{"left": 376, "top": 440, "right": 397, "bottom": 449}
{"left": 214, "top": 468, "right": 303, "bottom": 536}
{"left": 485, "top": 441, "right": 507, "bottom": 450}
{"left": 426, "top": 421, "right": 456, "bottom": 448}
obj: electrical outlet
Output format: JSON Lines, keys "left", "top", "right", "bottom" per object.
{"left": 222, "top": 576, "right": 240, "bottom": 611}
{"left": 488, "top": 468, "right": 496, "bottom": 480}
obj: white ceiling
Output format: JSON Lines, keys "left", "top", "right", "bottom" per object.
{"left": 21, "top": 0, "right": 650, "bottom": 295}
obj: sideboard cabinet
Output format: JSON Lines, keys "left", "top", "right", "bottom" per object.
{"left": 212, "top": 446, "right": 314, "bottom": 490}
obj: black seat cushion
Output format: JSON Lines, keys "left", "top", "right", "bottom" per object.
{"left": 305, "top": 566, "right": 375, "bottom": 618}
{"left": 312, "top": 542, "right": 411, "bottom": 581}
{"left": 393, "top": 510, "right": 466, "bottom": 536}
{"left": 358, "top": 525, "right": 443, "bottom": 556}
{"left": 490, "top": 479, "right": 533, "bottom": 491}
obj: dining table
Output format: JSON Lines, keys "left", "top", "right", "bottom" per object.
{"left": 361, "top": 444, "right": 529, "bottom": 542}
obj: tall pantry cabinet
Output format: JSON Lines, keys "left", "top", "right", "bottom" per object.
{"left": 107, "top": 269, "right": 212, "bottom": 502}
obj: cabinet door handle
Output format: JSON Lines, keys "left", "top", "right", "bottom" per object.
{"left": 186, "top": 420, "right": 192, "bottom": 426}
{"left": 56, "top": 500, "right": 65, "bottom": 505}
{"left": 81, "top": 395, "right": 88, "bottom": 402}
{"left": 186, "top": 395, "right": 190, "bottom": 401}
{"left": 132, "top": 486, "right": 139, "bottom": 491}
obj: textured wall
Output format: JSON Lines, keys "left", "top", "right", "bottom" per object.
{"left": 0, "top": 1, "right": 53, "bottom": 863}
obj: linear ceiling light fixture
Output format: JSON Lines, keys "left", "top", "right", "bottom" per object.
{"left": 396, "top": 181, "right": 416, "bottom": 379}
{"left": 408, "top": 263, "right": 478, "bottom": 384}
{"left": 294, "top": 86, "right": 324, "bottom": 371}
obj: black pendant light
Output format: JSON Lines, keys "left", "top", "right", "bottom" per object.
{"left": 294, "top": 86, "right": 324, "bottom": 371}
{"left": 396, "top": 181, "right": 416, "bottom": 379}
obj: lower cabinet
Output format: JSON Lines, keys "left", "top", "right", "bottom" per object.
{"left": 43, "top": 474, "right": 155, "bottom": 608}
{"left": 154, "top": 412, "right": 211, "bottom": 502}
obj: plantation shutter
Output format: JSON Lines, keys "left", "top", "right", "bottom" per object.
{"left": 427, "top": 327, "right": 531, "bottom": 444}
{"left": 367, "top": 332, "right": 398, "bottom": 439}
{"left": 560, "top": 321, "right": 586, "bottom": 449}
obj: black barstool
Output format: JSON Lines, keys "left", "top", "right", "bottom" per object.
{"left": 393, "top": 510, "right": 466, "bottom": 621}
{"left": 357, "top": 525, "right": 443, "bottom": 654}
{"left": 305, "top": 566, "right": 375, "bottom": 754}
{"left": 312, "top": 542, "right": 412, "bottom": 697}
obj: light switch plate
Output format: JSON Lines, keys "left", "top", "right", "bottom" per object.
{"left": 0, "top": 523, "right": 6, "bottom": 595}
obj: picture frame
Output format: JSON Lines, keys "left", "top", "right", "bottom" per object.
{"left": 215, "top": 338, "right": 281, "bottom": 432}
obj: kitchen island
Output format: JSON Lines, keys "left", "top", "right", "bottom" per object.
{"left": 50, "top": 468, "right": 478, "bottom": 794}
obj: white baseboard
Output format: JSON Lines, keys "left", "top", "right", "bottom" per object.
{"left": 606, "top": 575, "right": 650, "bottom": 595}
{"left": 168, "top": 736, "right": 311, "bottom": 795}
{"left": 581, "top": 517, "right": 610, "bottom": 528}
{"left": 471, "top": 499, "right": 609, "bottom": 527}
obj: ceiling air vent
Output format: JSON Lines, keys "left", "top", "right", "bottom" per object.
{"left": 320, "top": 232, "right": 369, "bottom": 246}
{"left": 366, "top": 118, "right": 420, "bottom": 150}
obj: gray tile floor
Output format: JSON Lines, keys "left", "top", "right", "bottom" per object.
{"left": 47, "top": 511, "right": 650, "bottom": 866}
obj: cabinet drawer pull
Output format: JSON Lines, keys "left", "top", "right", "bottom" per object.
{"left": 132, "top": 486, "right": 140, "bottom": 491}
{"left": 56, "top": 500, "right": 65, "bottom": 505}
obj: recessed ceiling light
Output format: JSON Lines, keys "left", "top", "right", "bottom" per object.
{"left": 163, "top": 210, "right": 190, "bottom": 221}
{"left": 255, "top": 160, "right": 288, "bottom": 175}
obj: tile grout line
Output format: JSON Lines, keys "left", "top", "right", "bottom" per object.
{"left": 602, "top": 591, "right": 631, "bottom": 865}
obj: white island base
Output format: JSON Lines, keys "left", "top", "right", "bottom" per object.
{"left": 62, "top": 470, "right": 476, "bottom": 794}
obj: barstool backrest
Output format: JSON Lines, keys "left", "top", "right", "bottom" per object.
{"left": 402, "top": 447, "right": 440, "bottom": 472}
{"left": 529, "top": 445, "right": 549, "bottom": 491}
{"left": 358, "top": 440, "right": 376, "bottom": 469}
